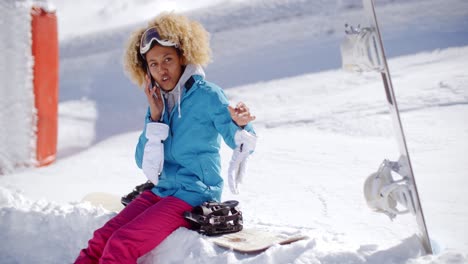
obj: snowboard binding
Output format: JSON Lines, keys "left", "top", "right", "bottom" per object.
{"left": 121, "top": 181, "right": 155, "bottom": 206}
{"left": 364, "top": 158, "right": 418, "bottom": 220}
{"left": 184, "top": 200, "right": 243, "bottom": 236}
{"left": 341, "top": 23, "right": 384, "bottom": 73}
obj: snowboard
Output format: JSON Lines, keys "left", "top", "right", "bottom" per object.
{"left": 81, "top": 192, "right": 124, "bottom": 212}
{"left": 341, "top": 0, "right": 433, "bottom": 254}
{"left": 81, "top": 192, "right": 308, "bottom": 254}
{"left": 209, "top": 228, "right": 307, "bottom": 254}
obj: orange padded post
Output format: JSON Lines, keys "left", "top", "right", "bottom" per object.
{"left": 31, "top": 6, "right": 59, "bottom": 166}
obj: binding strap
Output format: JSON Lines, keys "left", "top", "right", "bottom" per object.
{"left": 184, "top": 200, "right": 243, "bottom": 236}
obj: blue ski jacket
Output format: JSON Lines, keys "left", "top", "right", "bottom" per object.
{"left": 135, "top": 74, "right": 255, "bottom": 206}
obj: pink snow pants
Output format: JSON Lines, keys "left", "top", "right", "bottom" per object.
{"left": 74, "top": 191, "right": 193, "bottom": 264}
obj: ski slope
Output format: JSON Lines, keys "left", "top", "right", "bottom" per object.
{"left": 1, "top": 0, "right": 468, "bottom": 263}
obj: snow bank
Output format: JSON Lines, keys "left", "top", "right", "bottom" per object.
{"left": 0, "top": 186, "right": 112, "bottom": 263}
{"left": 1, "top": 186, "right": 466, "bottom": 263}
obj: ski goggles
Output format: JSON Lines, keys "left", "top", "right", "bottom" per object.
{"left": 139, "top": 27, "right": 179, "bottom": 56}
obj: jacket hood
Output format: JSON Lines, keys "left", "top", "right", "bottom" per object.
{"left": 161, "top": 64, "right": 205, "bottom": 119}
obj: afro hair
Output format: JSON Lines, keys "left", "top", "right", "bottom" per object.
{"left": 123, "top": 12, "right": 212, "bottom": 88}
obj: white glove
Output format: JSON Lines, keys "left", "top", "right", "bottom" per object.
{"left": 228, "top": 130, "right": 257, "bottom": 194}
{"left": 142, "top": 122, "right": 169, "bottom": 185}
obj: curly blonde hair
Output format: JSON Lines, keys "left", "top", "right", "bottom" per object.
{"left": 123, "top": 12, "right": 212, "bottom": 88}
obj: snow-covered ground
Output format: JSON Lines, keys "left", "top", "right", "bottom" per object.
{"left": 1, "top": 0, "right": 468, "bottom": 263}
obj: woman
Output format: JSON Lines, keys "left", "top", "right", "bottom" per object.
{"left": 75, "top": 12, "right": 256, "bottom": 263}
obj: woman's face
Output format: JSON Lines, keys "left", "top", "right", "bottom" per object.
{"left": 145, "top": 45, "right": 184, "bottom": 91}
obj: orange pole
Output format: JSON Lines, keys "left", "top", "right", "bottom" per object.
{"left": 31, "top": 6, "right": 59, "bottom": 166}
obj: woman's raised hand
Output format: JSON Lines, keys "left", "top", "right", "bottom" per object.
{"left": 144, "top": 75, "right": 164, "bottom": 121}
{"left": 228, "top": 102, "right": 256, "bottom": 127}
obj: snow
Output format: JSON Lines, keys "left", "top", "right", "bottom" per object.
{"left": 1, "top": 0, "right": 468, "bottom": 263}
{"left": 0, "top": 0, "right": 36, "bottom": 173}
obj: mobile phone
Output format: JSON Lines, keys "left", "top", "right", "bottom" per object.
{"left": 146, "top": 68, "right": 160, "bottom": 99}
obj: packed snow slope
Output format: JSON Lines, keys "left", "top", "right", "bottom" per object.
{"left": 1, "top": 0, "right": 468, "bottom": 263}
{"left": 57, "top": 0, "right": 468, "bottom": 142}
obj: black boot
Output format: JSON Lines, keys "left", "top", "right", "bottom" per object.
{"left": 121, "top": 181, "right": 155, "bottom": 206}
